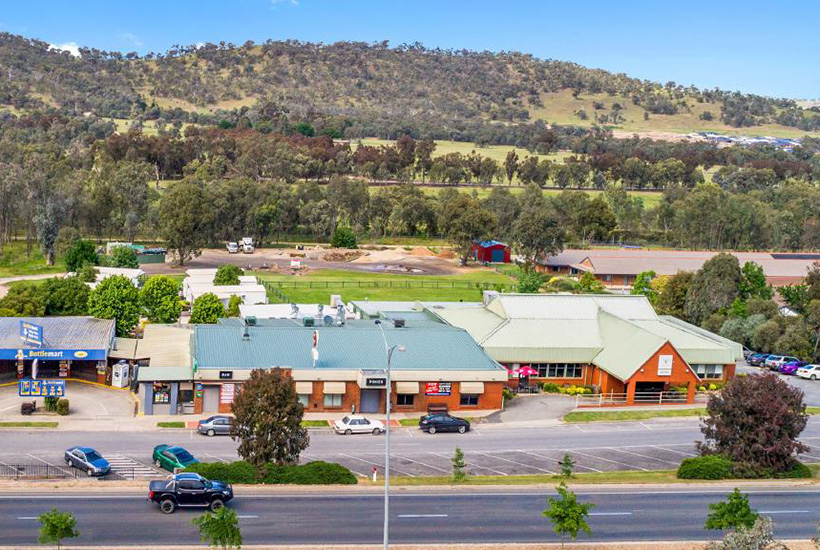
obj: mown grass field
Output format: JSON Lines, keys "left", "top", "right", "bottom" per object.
{"left": 253, "top": 268, "right": 515, "bottom": 303}
{"left": 357, "top": 138, "right": 572, "bottom": 164}
{"left": 0, "top": 241, "right": 65, "bottom": 278}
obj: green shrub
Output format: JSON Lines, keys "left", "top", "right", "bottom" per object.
{"left": 55, "top": 399, "right": 69, "bottom": 416}
{"left": 677, "top": 455, "right": 733, "bottom": 480}
{"left": 265, "top": 461, "right": 357, "bottom": 485}
{"left": 214, "top": 264, "right": 243, "bottom": 286}
{"left": 44, "top": 396, "right": 58, "bottom": 412}
{"left": 777, "top": 461, "right": 812, "bottom": 479}
{"left": 542, "top": 383, "right": 561, "bottom": 393}
{"left": 502, "top": 387, "right": 515, "bottom": 401}
{"left": 330, "top": 227, "right": 357, "bottom": 249}
{"left": 184, "top": 461, "right": 258, "bottom": 484}
{"left": 731, "top": 460, "right": 813, "bottom": 479}
{"left": 185, "top": 460, "right": 357, "bottom": 485}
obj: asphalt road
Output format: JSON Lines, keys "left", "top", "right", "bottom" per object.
{"left": 5, "top": 416, "right": 820, "bottom": 478}
{"left": 2, "top": 487, "right": 820, "bottom": 545}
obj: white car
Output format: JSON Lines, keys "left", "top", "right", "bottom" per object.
{"left": 333, "top": 415, "right": 385, "bottom": 435}
{"left": 797, "top": 365, "right": 820, "bottom": 380}
{"left": 241, "top": 237, "right": 254, "bottom": 254}
{"left": 226, "top": 242, "right": 239, "bottom": 254}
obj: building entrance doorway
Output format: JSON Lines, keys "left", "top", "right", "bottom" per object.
{"left": 360, "top": 389, "right": 382, "bottom": 413}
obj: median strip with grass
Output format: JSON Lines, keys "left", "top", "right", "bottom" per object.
{"left": 156, "top": 421, "right": 186, "bottom": 428}
{"left": 301, "top": 420, "right": 329, "bottom": 428}
{"left": 0, "top": 421, "right": 58, "bottom": 428}
{"left": 564, "top": 406, "right": 820, "bottom": 423}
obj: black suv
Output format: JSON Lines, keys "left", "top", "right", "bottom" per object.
{"left": 418, "top": 413, "right": 470, "bottom": 434}
{"left": 148, "top": 473, "right": 233, "bottom": 514}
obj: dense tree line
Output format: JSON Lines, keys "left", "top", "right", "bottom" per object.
{"left": 2, "top": 33, "right": 819, "bottom": 139}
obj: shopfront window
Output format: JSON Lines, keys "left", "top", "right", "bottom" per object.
{"left": 324, "top": 394, "right": 342, "bottom": 408}
{"left": 298, "top": 394, "right": 310, "bottom": 407}
{"left": 397, "top": 394, "right": 415, "bottom": 406}
{"left": 533, "top": 363, "right": 583, "bottom": 378}
{"left": 694, "top": 364, "right": 723, "bottom": 379}
{"left": 460, "top": 394, "right": 479, "bottom": 406}
{"left": 152, "top": 383, "right": 171, "bottom": 404}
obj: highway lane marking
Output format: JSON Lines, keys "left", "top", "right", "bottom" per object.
{"left": 518, "top": 450, "right": 601, "bottom": 473}
{"left": 431, "top": 452, "right": 508, "bottom": 476}
{"left": 759, "top": 510, "right": 812, "bottom": 514}
{"left": 237, "top": 515, "right": 259, "bottom": 519}
{"left": 392, "top": 454, "right": 449, "bottom": 474}
{"left": 478, "top": 452, "right": 555, "bottom": 474}
{"left": 339, "top": 453, "right": 416, "bottom": 478}
{"left": 589, "top": 512, "right": 632, "bottom": 516}
{"left": 398, "top": 514, "right": 448, "bottom": 518}
{"left": 569, "top": 450, "right": 649, "bottom": 472}
{"left": 16, "top": 517, "right": 38, "bottom": 520}
{"left": 207, "top": 454, "right": 228, "bottom": 463}
{"left": 606, "top": 448, "right": 679, "bottom": 466}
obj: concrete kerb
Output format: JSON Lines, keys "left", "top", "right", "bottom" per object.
{"left": 7, "top": 543, "right": 816, "bottom": 550}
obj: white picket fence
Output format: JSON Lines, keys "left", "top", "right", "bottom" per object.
{"left": 575, "top": 391, "right": 709, "bottom": 408}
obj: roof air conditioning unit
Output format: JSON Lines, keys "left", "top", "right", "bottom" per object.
{"left": 303, "top": 317, "right": 315, "bottom": 327}
{"left": 393, "top": 318, "right": 405, "bottom": 328}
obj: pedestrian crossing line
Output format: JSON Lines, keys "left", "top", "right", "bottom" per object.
{"left": 105, "top": 454, "right": 161, "bottom": 478}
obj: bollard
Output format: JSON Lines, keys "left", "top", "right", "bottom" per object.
{"left": 372, "top": 467, "right": 378, "bottom": 482}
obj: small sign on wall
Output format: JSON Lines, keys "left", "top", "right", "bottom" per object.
{"left": 658, "top": 355, "right": 673, "bottom": 376}
{"left": 220, "top": 383, "right": 235, "bottom": 404}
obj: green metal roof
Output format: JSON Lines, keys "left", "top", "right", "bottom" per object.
{"left": 194, "top": 324, "right": 504, "bottom": 372}
{"left": 592, "top": 311, "right": 667, "bottom": 381}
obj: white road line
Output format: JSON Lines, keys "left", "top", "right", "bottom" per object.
{"left": 393, "top": 454, "right": 448, "bottom": 474}
{"left": 472, "top": 429, "right": 481, "bottom": 436}
{"left": 656, "top": 446, "right": 697, "bottom": 457}
{"left": 607, "top": 448, "right": 679, "bottom": 466}
{"left": 639, "top": 422, "right": 653, "bottom": 430}
{"left": 518, "top": 450, "right": 600, "bottom": 473}
{"left": 237, "top": 515, "right": 259, "bottom": 519}
{"left": 759, "top": 510, "right": 811, "bottom": 514}
{"left": 479, "top": 452, "right": 554, "bottom": 474}
{"left": 570, "top": 450, "right": 649, "bottom": 471}
{"left": 589, "top": 512, "right": 632, "bottom": 516}
{"left": 431, "top": 452, "right": 508, "bottom": 476}
{"left": 398, "top": 514, "right": 448, "bottom": 518}
{"left": 800, "top": 453, "right": 820, "bottom": 461}
{"left": 207, "top": 454, "right": 228, "bottom": 463}
{"left": 16, "top": 517, "right": 38, "bottom": 520}
{"left": 339, "top": 453, "right": 416, "bottom": 478}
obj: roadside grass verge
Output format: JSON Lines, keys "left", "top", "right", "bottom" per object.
{"left": 156, "top": 421, "right": 186, "bottom": 428}
{"left": 369, "top": 470, "right": 683, "bottom": 486}
{"left": 0, "top": 421, "right": 59, "bottom": 428}
{"left": 301, "top": 420, "right": 329, "bottom": 428}
{"left": 563, "top": 409, "right": 706, "bottom": 423}
{"left": 398, "top": 419, "right": 419, "bottom": 426}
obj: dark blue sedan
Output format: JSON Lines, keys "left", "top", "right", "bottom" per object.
{"left": 64, "top": 446, "right": 111, "bottom": 476}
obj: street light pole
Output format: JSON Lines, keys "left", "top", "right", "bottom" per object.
{"left": 375, "top": 320, "right": 404, "bottom": 550}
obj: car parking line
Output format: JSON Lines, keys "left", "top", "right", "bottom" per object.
{"left": 479, "top": 452, "right": 554, "bottom": 474}
{"left": 339, "top": 453, "right": 416, "bottom": 478}
{"left": 607, "top": 448, "right": 679, "bottom": 466}
{"left": 393, "top": 454, "right": 449, "bottom": 474}
{"left": 27, "top": 453, "right": 74, "bottom": 476}
{"left": 206, "top": 454, "right": 228, "bottom": 463}
{"left": 570, "top": 450, "right": 649, "bottom": 471}
{"left": 655, "top": 446, "right": 697, "bottom": 457}
{"left": 518, "top": 450, "right": 600, "bottom": 473}
{"left": 430, "top": 452, "right": 508, "bottom": 476}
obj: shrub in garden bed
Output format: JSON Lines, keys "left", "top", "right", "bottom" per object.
{"left": 56, "top": 398, "right": 69, "bottom": 416}
{"left": 540, "top": 383, "right": 593, "bottom": 395}
{"left": 677, "top": 455, "right": 812, "bottom": 480}
{"left": 185, "top": 460, "right": 357, "bottom": 485}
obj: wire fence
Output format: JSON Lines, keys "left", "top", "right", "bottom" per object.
{"left": 264, "top": 280, "right": 498, "bottom": 290}
{"left": 0, "top": 464, "right": 159, "bottom": 480}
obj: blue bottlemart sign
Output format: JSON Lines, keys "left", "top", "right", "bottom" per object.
{"left": 0, "top": 348, "right": 106, "bottom": 361}
{"left": 19, "top": 321, "right": 44, "bottom": 346}
{"left": 19, "top": 379, "right": 66, "bottom": 398}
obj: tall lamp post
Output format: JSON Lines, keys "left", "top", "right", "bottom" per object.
{"left": 374, "top": 319, "right": 405, "bottom": 550}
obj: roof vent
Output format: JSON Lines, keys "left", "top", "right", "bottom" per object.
{"left": 242, "top": 326, "right": 250, "bottom": 341}
{"left": 303, "top": 317, "right": 315, "bottom": 327}
{"left": 245, "top": 316, "right": 257, "bottom": 326}
{"left": 323, "top": 315, "right": 334, "bottom": 326}
{"left": 393, "top": 318, "right": 405, "bottom": 328}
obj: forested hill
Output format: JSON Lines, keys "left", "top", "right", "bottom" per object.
{"left": 1, "top": 32, "right": 819, "bottom": 140}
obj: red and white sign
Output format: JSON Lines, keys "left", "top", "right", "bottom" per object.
{"left": 220, "top": 383, "right": 235, "bottom": 404}
{"left": 425, "top": 382, "right": 452, "bottom": 396}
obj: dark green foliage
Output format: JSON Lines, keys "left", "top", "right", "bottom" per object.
{"left": 77, "top": 264, "right": 98, "bottom": 283}
{"left": 140, "top": 275, "right": 182, "bottom": 323}
{"left": 560, "top": 453, "right": 576, "bottom": 478}
{"left": 56, "top": 399, "right": 69, "bottom": 416}
{"left": 41, "top": 277, "right": 90, "bottom": 316}
{"left": 64, "top": 240, "right": 98, "bottom": 272}
{"left": 330, "top": 227, "right": 357, "bottom": 249}
{"left": 677, "top": 455, "right": 734, "bottom": 480}
{"left": 190, "top": 293, "right": 226, "bottom": 324}
{"left": 517, "top": 269, "right": 545, "bottom": 293}
{"left": 184, "top": 460, "right": 356, "bottom": 485}
{"left": 685, "top": 253, "right": 742, "bottom": 324}
{"left": 630, "top": 270, "right": 656, "bottom": 300}
{"left": 704, "top": 488, "right": 758, "bottom": 531}
{"left": 226, "top": 295, "right": 243, "bottom": 318}
{"left": 214, "top": 265, "right": 243, "bottom": 286}
{"left": 0, "top": 282, "right": 46, "bottom": 316}
{"left": 698, "top": 373, "right": 809, "bottom": 473}
{"left": 452, "top": 447, "right": 466, "bottom": 482}
{"left": 44, "top": 396, "right": 58, "bottom": 412}
{"left": 109, "top": 246, "right": 139, "bottom": 269}
{"left": 38, "top": 508, "right": 79, "bottom": 548}
{"left": 543, "top": 482, "right": 594, "bottom": 547}
{"left": 192, "top": 506, "right": 242, "bottom": 550}
{"left": 231, "top": 368, "right": 309, "bottom": 467}
{"left": 87, "top": 275, "right": 141, "bottom": 336}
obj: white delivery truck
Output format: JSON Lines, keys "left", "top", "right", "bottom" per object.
{"left": 241, "top": 237, "right": 254, "bottom": 254}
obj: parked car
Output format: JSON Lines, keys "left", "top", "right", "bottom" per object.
{"left": 226, "top": 242, "right": 239, "bottom": 254}
{"left": 779, "top": 361, "right": 807, "bottom": 375}
{"left": 64, "top": 446, "right": 110, "bottom": 477}
{"left": 198, "top": 415, "right": 233, "bottom": 437}
{"left": 797, "top": 365, "right": 820, "bottom": 380}
{"left": 747, "top": 353, "right": 771, "bottom": 367}
{"left": 148, "top": 473, "right": 233, "bottom": 514}
{"left": 766, "top": 355, "right": 799, "bottom": 370}
{"left": 152, "top": 444, "right": 198, "bottom": 472}
{"left": 333, "top": 415, "right": 385, "bottom": 435}
{"left": 418, "top": 413, "right": 471, "bottom": 434}
{"left": 742, "top": 346, "right": 754, "bottom": 360}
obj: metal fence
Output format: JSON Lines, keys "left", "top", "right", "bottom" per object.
{"left": 266, "top": 280, "right": 496, "bottom": 290}
{"left": 575, "top": 391, "right": 709, "bottom": 408}
{"left": 0, "top": 464, "right": 155, "bottom": 480}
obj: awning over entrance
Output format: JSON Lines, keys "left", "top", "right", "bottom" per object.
{"left": 460, "top": 381, "right": 485, "bottom": 394}
{"left": 295, "top": 381, "right": 313, "bottom": 394}
{"left": 323, "top": 381, "right": 346, "bottom": 394}
{"left": 395, "top": 381, "right": 419, "bottom": 394}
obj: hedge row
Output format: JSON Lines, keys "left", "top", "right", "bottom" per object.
{"left": 677, "top": 455, "right": 812, "bottom": 480}
{"left": 185, "top": 460, "right": 357, "bottom": 485}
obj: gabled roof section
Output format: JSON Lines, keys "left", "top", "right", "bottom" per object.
{"left": 433, "top": 306, "right": 506, "bottom": 343}
{"left": 592, "top": 310, "right": 666, "bottom": 381}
